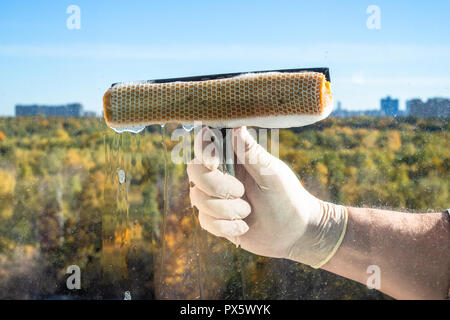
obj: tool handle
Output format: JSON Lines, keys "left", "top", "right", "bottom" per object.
{"left": 220, "top": 128, "right": 235, "bottom": 177}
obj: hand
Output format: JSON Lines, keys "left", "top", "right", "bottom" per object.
{"left": 187, "top": 126, "right": 347, "bottom": 268}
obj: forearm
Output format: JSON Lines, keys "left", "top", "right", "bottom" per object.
{"left": 322, "top": 207, "right": 450, "bottom": 299}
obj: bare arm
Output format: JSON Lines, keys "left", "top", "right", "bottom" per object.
{"left": 189, "top": 127, "right": 450, "bottom": 300}
{"left": 322, "top": 207, "right": 450, "bottom": 299}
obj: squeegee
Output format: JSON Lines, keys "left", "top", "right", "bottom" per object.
{"left": 103, "top": 68, "right": 333, "bottom": 174}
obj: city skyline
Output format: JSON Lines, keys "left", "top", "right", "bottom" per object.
{"left": 1, "top": 1, "right": 450, "bottom": 115}
{"left": 333, "top": 95, "right": 450, "bottom": 118}
{"left": 14, "top": 94, "right": 450, "bottom": 119}
{"left": 14, "top": 102, "right": 96, "bottom": 117}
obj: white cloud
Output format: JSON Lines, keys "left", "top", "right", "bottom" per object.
{"left": 0, "top": 43, "right": 449, "bottom": 64}
{"left": 336, "top": 76, "right": 450, "bottom": 87}
{"left": 351, "top": 73, "right": 366, "bottom": 85}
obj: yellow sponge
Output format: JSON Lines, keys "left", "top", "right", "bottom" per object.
{"left": 103, "top": 71, "right": 333, "bottom": 129}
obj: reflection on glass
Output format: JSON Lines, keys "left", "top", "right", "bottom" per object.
{"left": 0, "top": 116, "right": 448, "bottom": 299}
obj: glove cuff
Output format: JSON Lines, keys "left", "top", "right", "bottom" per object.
{"left": 288, "top": 202, "right": 348, "bottom": 269}
{"left": 310, "top": 203, "right": 348, "bottom": 269}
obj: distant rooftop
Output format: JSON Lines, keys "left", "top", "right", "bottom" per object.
{"left": 15, "top": 103, "right": 92, "bottom": 117}
{"left": 332, "top": 97, "right": 450, "bottom": 118}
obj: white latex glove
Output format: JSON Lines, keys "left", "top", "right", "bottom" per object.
{"left": 187, "top": 126, "right": 348, "bottom": 268}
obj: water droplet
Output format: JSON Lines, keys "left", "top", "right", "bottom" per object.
{"left": 118, "top": 169, "right": 126, "bottom": 184}
{"left": 182, "top": 123, "right": 195, "bottom": 132}
{"left": 160, "top": 124, "right": 165, "bottom": 128}
{"left": 109, "top": 125, "right": 145, "bottom": 134}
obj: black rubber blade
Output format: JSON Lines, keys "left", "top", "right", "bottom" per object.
{"left": 111, "top": 67, "right": 330, "bottom": 87}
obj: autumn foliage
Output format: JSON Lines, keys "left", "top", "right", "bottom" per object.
{"left": 0, "top": 116, "right": 448, "bottom": 299}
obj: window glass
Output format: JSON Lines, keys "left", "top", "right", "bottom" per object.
{"left": 0, "top": 1, "right": 448, "bottom": 300}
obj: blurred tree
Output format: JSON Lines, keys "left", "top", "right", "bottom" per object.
{"left": 0, "top": 116, "right": 447, "bottom": 299}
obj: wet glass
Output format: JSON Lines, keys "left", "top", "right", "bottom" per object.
{"left": 1, "top": 116, "right": 447, "bottom": 299}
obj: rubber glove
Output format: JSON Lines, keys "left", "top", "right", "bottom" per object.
{"left": 187, "top": 126, "right": 348, "bottom": 269}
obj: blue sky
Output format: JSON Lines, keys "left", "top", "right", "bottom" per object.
{"left": 0, "top": 0, "right": 449, "bottom": 115}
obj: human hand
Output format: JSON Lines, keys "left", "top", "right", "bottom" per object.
{"left": 187, "top": 126, "right": 347, "bottom": 268}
